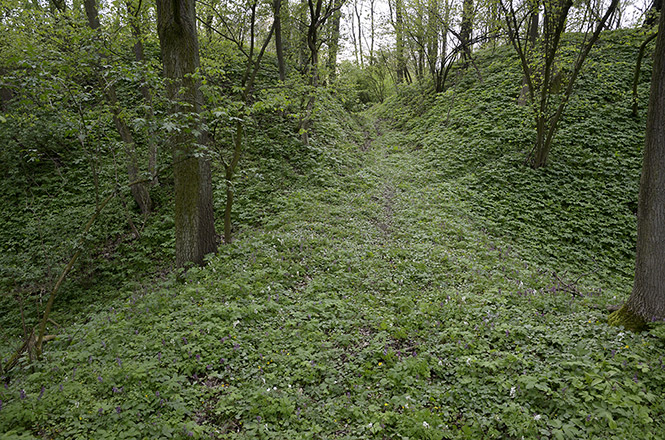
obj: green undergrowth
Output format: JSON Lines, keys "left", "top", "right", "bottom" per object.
{"left": 375, "top": 28, "right": 652, "bottom": 291}
{"left": 3, "top": 28, "right": 665, "bottom": 440}
{"left": 3, "top": 112, "right": 665, "bottom": 439}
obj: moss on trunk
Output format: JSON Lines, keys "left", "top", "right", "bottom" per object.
{"left": 608, "top": 305, "right": 648, "bottom": 332}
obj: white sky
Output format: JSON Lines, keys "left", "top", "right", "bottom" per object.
{"left": 337, "top": 0, "right": 653, "bottom": 62}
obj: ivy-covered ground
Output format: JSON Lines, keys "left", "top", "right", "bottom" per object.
{"left": 2, "top": 29, "right": 665, "bottom": 439}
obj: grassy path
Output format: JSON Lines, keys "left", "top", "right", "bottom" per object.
{"left": 2, "top": 118, "right": 664, "bottom": 439}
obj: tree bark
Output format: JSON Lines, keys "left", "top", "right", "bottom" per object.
{"left": 274, "top": 0, "right": 287, "bottom": 81}
{"left": 459, "top": 0, "right": 474, "bottom": 65}
{"left": 156, "top": 0, "right": 218, "bottom": 267}
{"left": 426, "top": 0, "right": 439, "bottom": 82}
{"left": 395, "top": 0, "right": 407, "bottom": 83}
{"left": 610, "top": 9, "right": 665, "bottom": 330}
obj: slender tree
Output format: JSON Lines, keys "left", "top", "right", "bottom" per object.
{"left": 394, "top": 0, "right": 408, "bottom": 83}
{"left": 84, "top": 0, "right": 153, "bottom": 215}
{"left": 609, "top": 9, "right": 665, "bottom": 331}
{"left": 327, "top": 0, "right": 342, "bottom": 80}
{"left": 355, "top": 0, "right": 365, "bottom": 67}
{"left": 156, "top": 0, "right": 218, "bottom": 267}
{"left": 644, "top": 0, "right": 661, "bottom": 27}
{"left": 274, "top": 0, "right": 287, "bottom": 81}
{"left": 501, "top": 0, "right": 618, "bottom": 168}
{"left": 299, "top": 0, "right": 343, "bottom": 143}
{"left": 126, "top": 0, "right": 159, "bottom": 185}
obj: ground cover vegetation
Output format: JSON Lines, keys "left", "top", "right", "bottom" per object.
{"left": 1, "top": 0, "right": 665, "bottom": 437}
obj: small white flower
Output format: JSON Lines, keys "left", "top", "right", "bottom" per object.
{"left": 466, "top": 358, "right": 471, "bottom": 365}
{"left": 423, "top": 421, "right": 430, "bottom": 428}
{"left": 510, "top": 386, "right": 516, "bottom": 398}
{"left": 534, "top": 414, "right": 541, "bottom": 421}
{"left": 368, "top": 423, "right": 373, "bottom": 428}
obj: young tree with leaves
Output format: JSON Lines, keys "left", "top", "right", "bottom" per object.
{"left": 501, "top": 0, "right": 619, "bottom": 168}
{"left": 609, "top": 9, "right": 665, "bottom": 331}
{"left": 84, "top": 0, "right": 154, "bottom": 215}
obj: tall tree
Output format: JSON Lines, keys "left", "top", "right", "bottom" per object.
{"left": 156, "top": 0, "right": 218, "bottom": 267}
{"left": 354, "top": 0, "right": 365, "bottom": 67}
{"left": 609, "top": 9, "right": 665, "bottom": 331}
{"left": 299, "top": 0, "right": 343, "bottom": 143}
{"left": 426, "top": 0, "right": 439, "bottom": 79}
{"left": 394, "top": 0, "right": 408, "bottom": 83}
{"left": 273, "top": 0, "right": 287, "bottom": 81}
{"left": 459, "top": 0, "right": 474, "bottom": 64}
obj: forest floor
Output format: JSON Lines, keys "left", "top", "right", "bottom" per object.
{"left": 3, "top": 112, "right": 665, "bottom": 439}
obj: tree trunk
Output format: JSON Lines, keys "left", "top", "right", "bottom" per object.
{"left": 518, "top": 4, "right": 539, "bottom": 105}
{"left": 156, "top": 0, "right": 218, "bottom": 267}
{"left": 426, "top": 0, "right": 439, "bottom": 82}
{"left": 459, "top": 0, "right": 474, "bottom": 65}
{"left": 327, "top": 0, "right": 341, "bottom": 80}
{"left": 369, "top": 0, "right": 375, "bottom": 59}
{"left": 274, "top": 0, "right": 287, "bottom": 81}
{"left": 395, "top": 0, "right": 406, "bottom": 83}
{"left": 299, "top": 0, "right": 310, "bottom": 72}
{"left": 610, "top": 10, "right": 665, "bottom": 330}
{"left": 355, "top": 0, "right": 364, "bottom": 67}
{"left": 644, "top": 0, "right": 661, "bottom": 28}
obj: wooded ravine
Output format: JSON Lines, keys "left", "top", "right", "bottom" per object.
{"left": 1, "top": 0, "right": 665, "bottom": 438}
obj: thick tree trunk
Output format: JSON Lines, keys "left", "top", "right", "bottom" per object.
{"left": 156, "top": 0, "right": 218, "bottom": 267}
{"left": 610, "top": 10, "right": 665, "bottom": 330}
